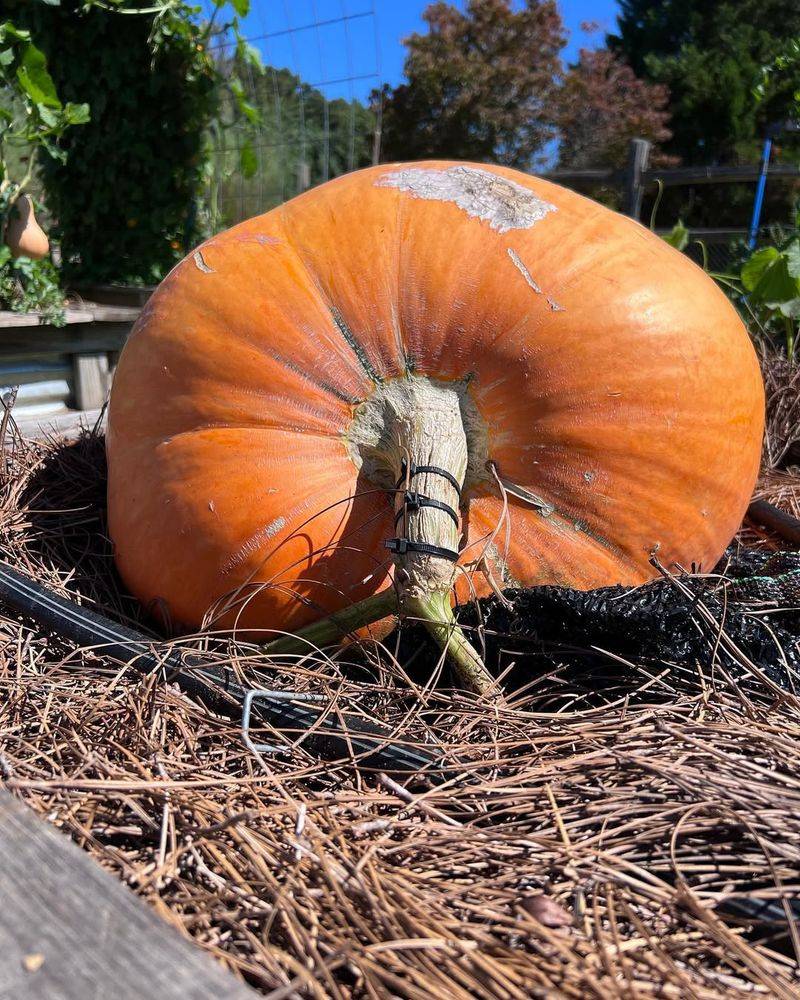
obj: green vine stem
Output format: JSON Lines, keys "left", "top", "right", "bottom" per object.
{"left": 264, "top": 588, "right": 399, "bottom": 656}
{"left": 785, "top": 315, "right": 795, "bottom": 363}
{"left": 3, "top": 148, "right": 39, "bottom": 217}
{"left": 403, "top": 590, "right": 495, "bottom": 694}
{"left": 265, "top": 376, "right": 499, "bottom": 696}
{"left": 264, "top": 586, "right": 495, "bottom": 695}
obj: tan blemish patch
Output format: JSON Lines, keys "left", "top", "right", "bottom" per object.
{"left": 376, "top": 165, "right": 556, "bottom": 233}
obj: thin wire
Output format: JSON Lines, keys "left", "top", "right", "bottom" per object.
{"left": 370, "top": 0, "right": 382, "bottom": 164}
{"left": 240, "top": 42, "right": 265, "bottom": 219}
{"left": 212, "top": 131, "right": 375, "bottom": 156}
{"left": 208, "top": 11, "right": 374, "bottom": 51}
{"left": 340, "top": 0, "right": 357, "bottom": 171}
{"left": 282, "top": 0, "right": 308, "bottom": 194}
{"left": 311, "top": 0, "right": 330, "bottom": 182}
{"left": 207, "top": 2, "right": 382, "bottom": 220}
{"left": 254, "top": 2, "right": 286, "bottom": 205}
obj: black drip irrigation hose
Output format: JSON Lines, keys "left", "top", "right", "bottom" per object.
{"left": 0, "top": 561, "right": 447, "bottom": 782}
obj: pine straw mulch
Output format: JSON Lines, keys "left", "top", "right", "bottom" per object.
{"left": 2, "top": 427, "right": 800, "bottom": 999}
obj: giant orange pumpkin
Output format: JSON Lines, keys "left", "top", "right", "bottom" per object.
{"left": 107, "top": 161, "right": 764, "bottom": 679}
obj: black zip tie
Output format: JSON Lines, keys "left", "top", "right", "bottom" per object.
{"left": 384, "top": 538, "right": 460, "bottom": 562}
{"left": 387, "top": 461, "right": 462, "bottom": 564}
{"left": 393, "top": 491, "right": 460, "bottom": 528}
{"left": 395, "top": 459, "right": 461, "bottom": 497}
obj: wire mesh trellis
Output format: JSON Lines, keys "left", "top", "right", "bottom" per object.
{"left": 200, "top": 0, "right": 382, "bottom": 230}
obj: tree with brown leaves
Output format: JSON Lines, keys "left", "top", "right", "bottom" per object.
{"left": 376, "top": 0, "right": 565, "bottom": 168}
{"left": 557, "top": 47, "right": 675, "bottom": 169}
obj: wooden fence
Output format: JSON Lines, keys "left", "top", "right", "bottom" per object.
{"left": 543, "top": 138, "right": 800, "bottom": 221}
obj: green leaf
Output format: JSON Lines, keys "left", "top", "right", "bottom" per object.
{"left": 16, "top": 42, "right": 60, "bottom": 109}
{"left": 229, "top": 76, "right": 260, "bottom": 123}
{"left": 0, "top": 47, "right": 14, "bottom": 67}
{"left": 237, "top": 39, "right": 263, "bottom": 72}
{"left": 64, "top": 102, "right": 90, "bottom": 125}
{"left": 239, "top": 138, "right": 257, "bottom": 178}
{"left": 784, "top": 240, "right": 800, "bottom": 280}
{"left": 741, "top": 247, "right": 780, "bottom": 292}
{"left": 229, "top": 0, "right": 250, "bottom": 15}
{"left": 662, "top": 220, "right": 689, "bottom": 251}
{"left": 779, "top": 297, "right": 800, "bottom": 319}
{"left": 239, "top": 99, "right": 260, "bottom": 125}
{"left": 0, "top": 24, "right": 32, "bottom": 43}
{"left": 759, "top": 265, "right": 799, "bottom": 309}
{"left": 745, "top": 252, "right": 800, "bottom": 309}
{"left": 38, "top": 104, "right": 58, "bottom": 128}
{"left": 40, "top": 136, "right": 67, "bottom": 163}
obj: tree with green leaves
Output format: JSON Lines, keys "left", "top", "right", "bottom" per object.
{"left": 210, "top": 63, "right": 375, "bottom": 229}
{"left": 13, "top": 0, "right": 261, "bottom": 285}
{"left": 376, "top": 0, "right": 565, "bottom": 168}
{"left": 608, "top": 1, "right": 800, "bottom": 165}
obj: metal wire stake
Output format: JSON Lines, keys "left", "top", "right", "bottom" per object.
{"left": 241, "top": 689, "right": 327, "bottom": 755}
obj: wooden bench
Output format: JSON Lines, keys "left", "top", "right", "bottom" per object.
{"left": 0, "top": 301, "right": 140, "bottom": 426}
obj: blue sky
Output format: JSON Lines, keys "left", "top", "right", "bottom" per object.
{"left": 210, "top": 1, "right": 621, "bottom": 103}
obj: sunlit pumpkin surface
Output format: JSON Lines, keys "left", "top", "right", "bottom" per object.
{"left": 107, "top": 161, "right": 764, "bottom": 635}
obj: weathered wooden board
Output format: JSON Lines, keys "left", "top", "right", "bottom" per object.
{"left": 73, "top": 353, "right": 110, "bottom": 410}
{"left": 0, "top": 790, "right": 257, "bottom": 1000}
{"left": 0, "top": 304, "right": 139, "bottom": 329}
{"left": 0, "top": 303, "right": 136, "bottom": 420}
{"left": 13, "top": 406, "right": 106, "bottom": 440}
{"left": 0, "top": 320, "right": 131, "bottom": 360}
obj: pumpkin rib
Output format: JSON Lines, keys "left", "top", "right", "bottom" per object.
{"left": 109, "top": 425, "right": 391, "bottom": 630}
{"left": 462, "top": 481, "right": 643, "bottom": 583}
{"left": 459, "top": 494, "right": 630, "bottom": 594}
{"left": 277, "top": 170, "right": 410, "bottom": 380}
{"left": 219, "top": 482, "right": 391, "bottom": 581}
{"left": 112, "top": 264, "right": 366, "bottom": 449}
{"left": 270, "top": 213, "right": 389, "bottom": 389}
{"left": 190, "top": 225, "right": 376, "bottom": 400}
{"left": 158, "top": 423, "right": 346, "bottom": 448}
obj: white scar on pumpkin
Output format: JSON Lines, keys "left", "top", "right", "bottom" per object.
{"left": 376, "top": 165, "right": 556, "bottom": 233}
{"left": 507, "top": 248, "right": 543, "bottom": 293}
{"left": 221, "top": 515, "right": 286, "bottom": 574}
{"left": 193, "top": 249, "right": 214, "bottom": 273}
{"left": 507, "top": 248, "right": 564, "bottom": 311}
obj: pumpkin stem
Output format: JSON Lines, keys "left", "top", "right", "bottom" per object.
{"left": 403, "top": 590, "right": 496, "bottom": 694}
{"left": 266, "top": 376, "right": 497, "bottom": 694}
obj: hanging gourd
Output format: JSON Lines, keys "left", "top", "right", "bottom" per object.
{"left": 107, "top": 161, "right": 764, "bottom": 692}
{"left": 3, "top": 194, "right": 49, "bottom": 260}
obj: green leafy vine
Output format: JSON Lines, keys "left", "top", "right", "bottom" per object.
{"left": 0, "top": 15, "right": 89, "bottom": 323}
